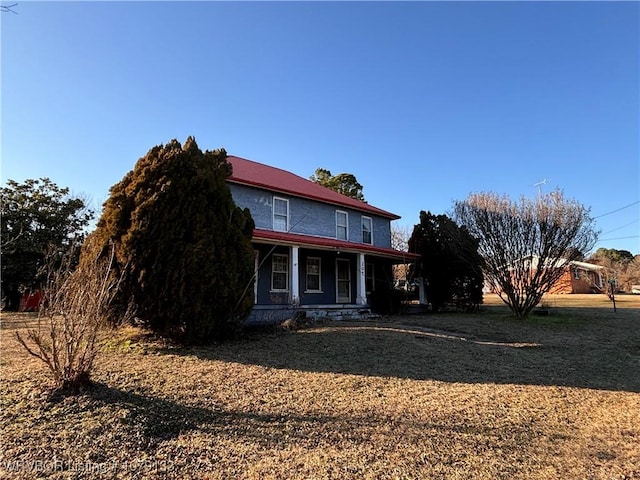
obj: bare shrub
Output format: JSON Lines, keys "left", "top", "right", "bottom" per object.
{"left": 454, "top": 190, "right": 598, "bottom": 318}
{"left": 15, "top": 244, "right": 123, "bottom": 392}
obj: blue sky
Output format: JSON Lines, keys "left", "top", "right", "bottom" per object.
{"left": 2, "top": 1, "right": 639, "bottom": 254}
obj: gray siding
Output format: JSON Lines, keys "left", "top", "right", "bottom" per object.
{"left": 371, "top": 216, "right": 392, "bottom": 249}
{"left": 229, "top": 183, "right": 274, "bottom": 229}
{"left": 247, "top": 245, "right": 395, "bottom": 322}
{"left": 255, "top": 244, "right": 291, "bottom": 305}
{"left": 229, "top": 183, "right": 392, "bottom": 248}
{"left": 299, "top": 249, "right": 341, "bottom": 305}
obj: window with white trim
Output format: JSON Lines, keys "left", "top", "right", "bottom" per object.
{"left": 306, "top": 257, "right": 322, "bottom": 292}
{"left": 573, "top": 268, "right": 581, "bottom": 280}
{"left": 273, "top": 197, "right": 289, "bottom": 232}
{"left": 336, "top": 210, "right": 348, "bottom": 240}
{"left": 271, "top": 254, "right": 289, "bottom": 291}
{"left": 362, "top": 216, "right": 372, "bottom": 244}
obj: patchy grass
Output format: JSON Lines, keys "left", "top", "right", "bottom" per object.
{"left": 1, "top": 294, "right": 639, "bottom": 479}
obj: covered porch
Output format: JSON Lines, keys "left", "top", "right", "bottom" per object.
{"left": 245, "top": 229, "right": 418, "bottom": 324}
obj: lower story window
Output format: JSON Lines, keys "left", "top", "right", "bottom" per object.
{"left": 366, "top": 263, "right": 375, "bottom": 294}
{"left": 272, "top": 254, "right": 289, "bottom": 291}
{"left": 306, "top": 257, "right": 321, "bottom": 292}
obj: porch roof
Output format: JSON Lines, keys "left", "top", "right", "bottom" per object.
{"left": 252, "top": 228, "right": 419, "bottom": 262}
{"left": 570, "top": 260, "right": 605, "bottom": 272}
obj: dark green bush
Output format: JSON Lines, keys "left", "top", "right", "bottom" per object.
{"left": 369, "top": 285, "right": 404, "bottom": 315}
{"left": 409, "top": 211, "right": 484, "bottom": 313}
{"left": 85, "top": 137, "right": 255, "bottom": 344}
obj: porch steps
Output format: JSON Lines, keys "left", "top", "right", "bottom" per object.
{"left": 245, "top": 305, "right": 379, "bottom": 325}
{"left": 305, "top": 307, "right": 380, "bottom": 322}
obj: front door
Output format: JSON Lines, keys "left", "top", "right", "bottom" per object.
{"left": 336, "top": 259, "right": 351, "bottom": 303}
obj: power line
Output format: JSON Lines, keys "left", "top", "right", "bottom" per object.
{"left": 602, "top": 219, "right": 640, "bottom": 235}
{"left": 0, "top": 3, "right": 18, "bottom": 14}
{"left": 598, "top": 236, "right": 640, "bottom": 241}
{"left": 593, "top": 200, "right": 640, "bottom": 219}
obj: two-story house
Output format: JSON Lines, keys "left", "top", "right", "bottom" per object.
{"left": 226, "top": 155, "right": 418, "bottom": 323}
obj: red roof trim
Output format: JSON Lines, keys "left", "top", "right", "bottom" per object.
{"left": 227, "top": 155, "right": 401, "bottom": 220}
{"left": 252, "top": 228, "right": 419, "bottom": 261}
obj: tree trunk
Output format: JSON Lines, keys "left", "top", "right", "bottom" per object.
{"left": 2, "top": 284, "right": 22, "bottom": 311}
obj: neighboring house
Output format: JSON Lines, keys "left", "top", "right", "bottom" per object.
{"left": 226, "top": 155, "right": 418, "bottom": 322}
{"left": 486, "top": 256, "right": 608, "bottom": 295}
{"left": 549, "top": 260, "right": 606, "bottom": 294}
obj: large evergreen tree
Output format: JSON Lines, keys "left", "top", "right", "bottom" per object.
{"left": 85, "top": 137, "right": 255, "bottom": 344}
{"left": 1, "top": 178, "right": 94, "bottom": 310}
{"left": 408, "top": 211, "right": 484, "bottom": 312}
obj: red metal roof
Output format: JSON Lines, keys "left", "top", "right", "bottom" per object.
{"left": 227, "top": 155, "right": 400, "bottom": 220}
{"left": 253, "top": 228, "right": 419, "bottom": 262}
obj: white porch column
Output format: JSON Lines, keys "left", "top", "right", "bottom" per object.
{"left": 418, "top": 277, "right": 427, "bottom": 305}
{"left": 356, "top": 253, "right": 367, "bottom": 305}
{"left": 254, "top": 251, "right": 259, "bottom": 304}
{"left": 291, "top": 246, "right": 300, "bottom": 305}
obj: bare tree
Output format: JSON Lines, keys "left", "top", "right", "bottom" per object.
{"left": 391, "top": 223, "right": 412, "bottom": 282}
{"left": 15, "top": 243, "right": 125, "bottom": 391}
{"left": 625, "top": 255, "right": 640, "bottom": 292}
{"left": 587, "top": 248, "right": 638, "bottom": 293}
{"left": 391, "top": 223, "right": 411, "bottom": 252}
{"left": 453, "top": 190, "right": 598, "bottom": 318}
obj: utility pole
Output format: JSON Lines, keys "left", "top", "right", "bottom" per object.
{"left": 608, "top": 279, "right": 617, "bottom": 313}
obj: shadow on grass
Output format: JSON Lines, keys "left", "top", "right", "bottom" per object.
{"left": 73, "top": 381, "right": 539, "bottom": 455}
{"left": 74, "top": 381, "right": 339, "bottom": 448}
{"left": 75, "top": 382, "right": 451, "bottom": 451}
{"left": 160, "top": 318, "right": 640, "bottom": 393}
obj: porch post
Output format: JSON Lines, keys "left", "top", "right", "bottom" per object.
{"left": 418, "top": 277, "right": 427, "bottom": 305}
{"left": 291, "top": 246, "right": 300, "bottom": 305}
{"left": 254, "top": 250, "right": 259, "bottom": 304}
{"left": 356, "top": 253, "right": 367, "bottom": 305}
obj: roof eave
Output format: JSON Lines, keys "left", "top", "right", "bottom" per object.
{"left": 251, "top": 229, "right": 418, "bottom": 262}
{"left": 228, "top": 177, "right": 402, "bottom": 221}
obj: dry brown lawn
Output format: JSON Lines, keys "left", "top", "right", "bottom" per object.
{"left": 1, "top": 294, "right": 639, "bottom": 479}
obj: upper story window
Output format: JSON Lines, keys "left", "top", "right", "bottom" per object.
{"left": 362, "top": 216, "right": 372, "bottom": 244}
{"left": 273, "top": 197, "right": 289, "bottom": 232}
{"left": 336, "top": 210, "right": 348, "bottom": 241}
{"left": 573, "top": 268, "right": 581, "bottom": 280}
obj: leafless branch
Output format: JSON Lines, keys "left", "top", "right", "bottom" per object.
{"left": 454, "top": 190, "right": 598, "bottom": 317}
{"left": 15, "top": 242, "right": 126, "bottom": 391}
{"left": 1, "top": 3, "right": 18, "bottom": 14}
